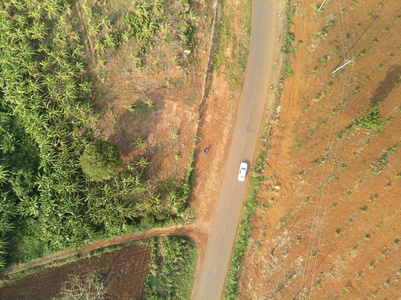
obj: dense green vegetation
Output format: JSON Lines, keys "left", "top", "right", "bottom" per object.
{"left": 0, "top": 0, "right": 196, "bottom": 269}
{"left": 144, "top": 236, "right": 197, "bottom": 299}
{"left": 80, "top": 140, "right": 123, "bottom": 181}
{"left": 355, "top": 103, "right": 386, "bottom": 131}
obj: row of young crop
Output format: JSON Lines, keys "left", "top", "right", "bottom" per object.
{"left": 308, "top": 206, "right": 401, "bottom": 298}
{"left": 290, "top": 2, "right": 401, "bottom": 186}
{"left": 294, "top": 1, "right": 401, "bottom": 147}
{"left": 264, "top": 168, "right": 401, "bottom": 298}
{"left": 252, "top": 0, "right": 401, "bottom": 298}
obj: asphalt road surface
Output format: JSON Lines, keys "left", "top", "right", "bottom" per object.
{"left": 193, "top": 0, "right": 277, "bottom": 299}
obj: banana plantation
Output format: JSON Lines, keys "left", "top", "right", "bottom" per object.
{"left": 0, "top": 0, "right": 196, "bottom": 268}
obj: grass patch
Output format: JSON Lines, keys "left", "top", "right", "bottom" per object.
{"left": 293, "top": 135, "right": 306, "bottom": 149}
{"left": 355, "top": 103, "right": 386, "bottom": 131}
{"left": 279, "top": 2, "right": 298, "bottom": 81}
{"left": 213, "top": 0, "right": 252, "bottom": 88}
{"left": 144, "top": 236, "right": 197, "bottom": 299}
{"left": 280, "top": 214, "right": 292, "bottom": 228}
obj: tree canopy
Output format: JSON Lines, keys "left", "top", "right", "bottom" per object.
{"left": 80, "top": 140, "right": 123, "bottom": 181}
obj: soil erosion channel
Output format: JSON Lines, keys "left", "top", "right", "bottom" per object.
{"left": 193, "top": 0, "right": 277, "bottom": 299}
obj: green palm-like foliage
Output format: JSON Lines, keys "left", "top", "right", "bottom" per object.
{"left": 0, "top": 163, "right": 9, "bottom": 184}
{"left": 0, "top": 0, "right": 196, "bottom": 268}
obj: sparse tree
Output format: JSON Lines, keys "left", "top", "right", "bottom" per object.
{"left": 54, "top": 273, "right": 107, "bottom": 300}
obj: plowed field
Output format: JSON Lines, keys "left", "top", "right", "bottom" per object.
{"left": 0, "top": 244, "right": 150, "bottom": 300}
{"left": 240, "top": 0, "right": 401, "bottom": 299}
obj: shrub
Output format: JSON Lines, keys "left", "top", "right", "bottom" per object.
{"left": 55, "top": 273, "right": 107, "bottom": 299}
{"left": 355, "top": 103, "right": 386, "bottom": 131}
{"left": 286, "top": 33, "right": 295, "bottom": 43}
{"left": 80, "top": 140, "right": 123, "bottom": 181}
{"left": 145, "top": 237, "right": 197, "bottom": 299}
{"left": 140, "top": 214, "right": 155, "bottom": 228}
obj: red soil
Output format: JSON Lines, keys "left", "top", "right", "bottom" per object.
{"left": 239, "top": 0, "right": 401, "bottom": 299}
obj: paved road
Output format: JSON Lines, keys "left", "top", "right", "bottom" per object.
{"left": 193, "top": 0, "right": 277, "bottom": 299}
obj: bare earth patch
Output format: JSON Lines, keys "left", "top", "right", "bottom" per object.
{"left": 0, "top": 244, "right": 150, "bottom": 300}
{"left": 240, "top": 1, "right": 401, "bottom": 299}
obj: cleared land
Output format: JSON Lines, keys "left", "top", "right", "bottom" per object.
{"left": 239, "top": 0, "right": 401, "bottom": 299}
{"left": 0, "top": 236, "right": 197, "bottom": 299}
{"left": 0, "top": 244, "right": 150, "bottom": 300}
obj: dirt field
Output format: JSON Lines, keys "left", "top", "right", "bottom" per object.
{"left": 90, "top": 0, "right": 215, "bottom": 181}
{"left": 0, "top": 244, "right": 150, "bottom": 300}
{"left": 239, "top": 0, "right": 401, "bottom": 299}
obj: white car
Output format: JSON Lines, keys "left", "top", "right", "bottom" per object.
{"left": 238, "top": 162, "right": 248, "bottom": 182}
